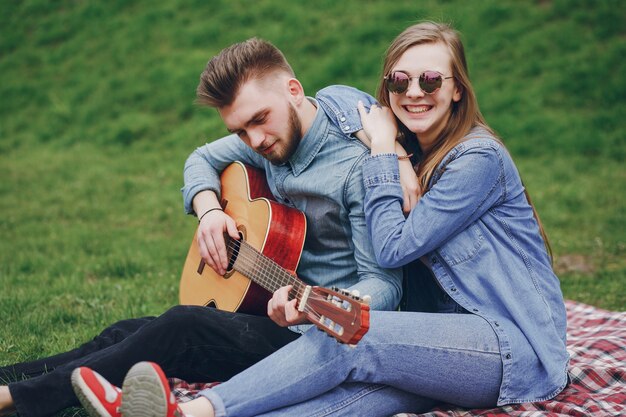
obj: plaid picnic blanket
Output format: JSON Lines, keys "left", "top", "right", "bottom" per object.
{"left": 171, "top": 300, "right": 626, "bottom": 416}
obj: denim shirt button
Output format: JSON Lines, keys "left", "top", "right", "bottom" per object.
{"left": 505, "top": 353, "right": 512, "bottom": 360}
{"left": 450, "top": 287, "right": 457, "bottom": 292}
{"left": 340, "top": 116, "right": 346, "bottom": 122}
{"left": 343, "top": 125, "right": 350, "bottom": 131}
{"left": 431, "top": 257, "right": 438, "bottom": 264}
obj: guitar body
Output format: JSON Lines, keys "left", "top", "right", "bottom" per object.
{"left": 179, "top": 161, "right": 307, "bottom": 315}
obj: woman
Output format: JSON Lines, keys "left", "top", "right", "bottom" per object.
{"left": 73, "top": 21, "right": 569, "bottom": 417}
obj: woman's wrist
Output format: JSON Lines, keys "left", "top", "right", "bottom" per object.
{"left": 370, "top": 139, "right": 396, "bottom": 155}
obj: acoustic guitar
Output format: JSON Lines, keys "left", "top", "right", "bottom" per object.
{"left": 179, "top": 161, "right": 370, "bottom": 345}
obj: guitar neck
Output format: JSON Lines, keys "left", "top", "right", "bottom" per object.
{"left": 229, "top": 238, "right": 307, "bottom": 299}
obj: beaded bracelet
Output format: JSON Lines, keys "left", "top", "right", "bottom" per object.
{"left": 198, "top": 207, "right": 223, "bottom": 223}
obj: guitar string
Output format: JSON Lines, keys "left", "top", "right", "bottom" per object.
{"left": 226, "top": 239, "right": 311, "bottom": 309}
{"left": 222, "top": 238, "right": 365, "bottom": 343}
{"left": 227, "top": 238, "right": 361, "bottom": 316}
{"left": 223, "top": 239, "right": 361, "bottom": 328}
{"left": 226, "top": 239, "right": 304, "bottom": 295}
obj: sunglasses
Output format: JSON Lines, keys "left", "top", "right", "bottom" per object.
{"left": 384, "top": 70, "right": 453, "bottom": 95}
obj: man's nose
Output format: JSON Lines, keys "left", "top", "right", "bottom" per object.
{"left": 248, "top": 128, "right": 266, "bottom": 148}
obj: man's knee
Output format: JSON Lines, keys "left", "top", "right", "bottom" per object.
{"left": 158, "top": 305, "right": 204, "bottom": 325}
{"left": 96, "top": 316, "right": 155, "bottom": 343}
{"left": 155, "top": 305, "right": 236, "bottom": 334}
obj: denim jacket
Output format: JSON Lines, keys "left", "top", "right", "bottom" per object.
{"left": 181, "top": 96, "right": 402, "bottom": 323}
{"left": 317, "top": 85, "right": 569, "bottom": 405}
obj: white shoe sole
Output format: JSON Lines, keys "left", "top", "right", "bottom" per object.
{"left": 70, "top": 368, "right": 117, "bottom": 417}
{"left": 120, "top": 362, "right": 170, "bottom": 417}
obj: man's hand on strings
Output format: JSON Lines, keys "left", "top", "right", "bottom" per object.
{"left": 197, "top": 208, "right": 239, "bottom": 276}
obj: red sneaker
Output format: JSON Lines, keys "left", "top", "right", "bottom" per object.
{"left": 120, "top": 361, "right": 185, "bottom": 417}
{"left": 71, "top": 367, "right": 122, "bottom": 417}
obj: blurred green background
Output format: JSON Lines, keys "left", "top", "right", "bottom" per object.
{"left": 0, "top": 1, "right": 624, "bottom": 413}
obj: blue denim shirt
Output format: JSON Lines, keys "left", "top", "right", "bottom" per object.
{"left": 181, "top": 97, "right": 402, "bottom": 325}
{"left": 364, "top": 135, "right": 569, "bottom": 405}
{"left": 317, "top": 86, "right": 569, "bottom": 405}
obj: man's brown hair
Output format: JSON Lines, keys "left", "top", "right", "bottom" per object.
{"left": 196, "top": 38, "right": 295, "bottom": 108}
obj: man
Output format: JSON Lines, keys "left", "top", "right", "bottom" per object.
{"left": 0, "top": 38, "right": 402, "bottom": 417}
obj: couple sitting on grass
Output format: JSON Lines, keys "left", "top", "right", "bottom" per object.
{"left": 0, "top": 21, "right": 568, "bottom": 417}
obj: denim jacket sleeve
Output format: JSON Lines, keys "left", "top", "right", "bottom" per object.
{"left": 181, "top": 134, "right": 265, "bottom": 215}
{"left": 363, "top": 141, "right": 506, "bottom": 268}
{"left": 342, "top": 156, "right": 403, "bottom": 310}
{"left": 316, "top": 85, "right": 379, "bottom": 136}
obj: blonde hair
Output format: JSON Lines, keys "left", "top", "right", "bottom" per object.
{"left": 197, "top": 37, "right": 294, "bottom": 108}
{"left": 377, "top": 22, "right": 552, "bottom": 259}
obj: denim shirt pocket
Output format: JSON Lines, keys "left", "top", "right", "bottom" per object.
{"left": 316, "top": 85, "right": 379, "bottom": 136}
{"left": 439, "top": 221, "right": 485, "bottom": 266}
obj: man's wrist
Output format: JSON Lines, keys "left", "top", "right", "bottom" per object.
{"left": 198, "top": 207, "right": 223, "bottom": 222}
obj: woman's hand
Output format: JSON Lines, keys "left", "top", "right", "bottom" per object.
{"left": 357, "top": 101, "right": 397, "bottom": 155}
{"left": 357, "top": 101, "right": 420, "bottom": 213}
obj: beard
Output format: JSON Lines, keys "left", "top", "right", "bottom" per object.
{"left": 265, "top": 104, "right": 303, "bottom": 165}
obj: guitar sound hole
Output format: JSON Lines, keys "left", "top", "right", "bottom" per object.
{"left": 225, "top": 230, "right": 245, "bottom": 274}
{"left": 226, "top": 239, "right": 240, "bottom": 271}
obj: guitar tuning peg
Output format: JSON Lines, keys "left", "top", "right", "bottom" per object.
{"left": 350, "top": 289, "right": 360, "bottom": 298}
{"left": 362, "top": 295, "right": 372, "bottom": 305}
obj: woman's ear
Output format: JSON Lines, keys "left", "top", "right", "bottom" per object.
{"left": 452, "top": 83, "right": 462, "bottom": 103}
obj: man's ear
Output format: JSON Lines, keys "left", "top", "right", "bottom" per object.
{"left": 286, "top": 78, "right": 306, "bottom": 106}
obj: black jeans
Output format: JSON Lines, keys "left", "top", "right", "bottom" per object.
{"left": 1, "top": 305, "right": 299, "bottom": 417}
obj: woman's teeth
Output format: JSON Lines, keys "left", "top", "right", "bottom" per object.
{"left": 405, "top": 105, "right": 430, "bottom": 113}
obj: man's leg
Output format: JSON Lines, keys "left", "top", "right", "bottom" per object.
{"left": 0, "top": 317, "right": 153, "bottom": 382}
{"left": 8, "top": 305, "right": 298, "bottom": 417}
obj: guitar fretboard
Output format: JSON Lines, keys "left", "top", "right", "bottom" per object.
{"left": 228, "top": 238, "right": 306, "bottom": 298}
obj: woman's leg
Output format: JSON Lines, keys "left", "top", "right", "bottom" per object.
{"left": 199, "top": 311, "right": 502, "bottom": 417}
{"left": 256, "top": 383, "right": 438, "bottom": 417}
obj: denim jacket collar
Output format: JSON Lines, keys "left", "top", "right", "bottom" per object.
{"left": 288, "top": 98, "right": 329, "bottom": 177}
{"left": 429, "top": 126, "right": 492, "bottom": 187}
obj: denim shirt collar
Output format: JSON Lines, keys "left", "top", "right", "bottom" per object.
{"left": 288, "top": 97, "right": 329, "bottom": 177}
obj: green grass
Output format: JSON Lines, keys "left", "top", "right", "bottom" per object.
{"left": 1, "top": 1, "right": 624, "bottom": 415}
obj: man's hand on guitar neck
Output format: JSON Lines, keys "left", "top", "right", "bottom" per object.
{"left": 267, "top": 286, "right": 308, "bottom": 327}
{"left": 193, "top": 190, "right": 240, "bottom": 276}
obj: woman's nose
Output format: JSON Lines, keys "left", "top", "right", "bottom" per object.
{"left": 405, "top": 79, "right": 425, "bottom": 98}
